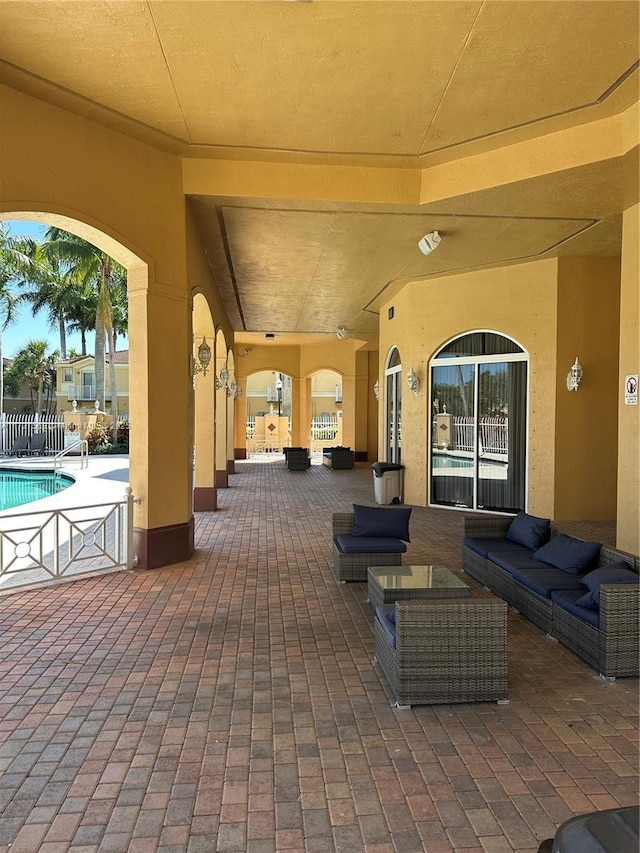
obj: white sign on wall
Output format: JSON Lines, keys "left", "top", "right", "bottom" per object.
{"left": 624, "top": 374, "right": 638, "bottom": 405}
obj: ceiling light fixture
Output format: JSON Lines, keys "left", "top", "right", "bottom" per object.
{"left": 418, "top": 231, "right": 442, "bottom": 256}
{"left": 336, "top": 328, "right": 347, "bottom": 339}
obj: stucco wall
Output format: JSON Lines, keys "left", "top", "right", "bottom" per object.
{"left": 379, "top": 259, "right": 561, "bottom": 513}
{"left": 555, "top": 258, "right": 621, "bottom": 520}
{"left": 1, "top": 85, "right": 192, "bottom": 535}
{"left": 618, "top": 204, "right": 640, "bottom": 553}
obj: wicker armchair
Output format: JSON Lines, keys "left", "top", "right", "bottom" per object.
{"left": 374, "top": 598, "right": 509, "bottom": 707}
{"left": 284, "top": 448, "right": 310, "bottom": 470}
{"left": 332, "top": 512, "right": 403, "bottom": 582}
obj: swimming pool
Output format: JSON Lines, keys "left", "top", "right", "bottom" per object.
{"left": 0, "top": 469, "right": 75, "bottom": 511}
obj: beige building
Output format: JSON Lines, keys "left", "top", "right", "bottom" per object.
{"left": 0, "top": 2, "right": 638, "bottom": 567}
{"left": 55, "top": 351, "right": 130, "bottom": 416}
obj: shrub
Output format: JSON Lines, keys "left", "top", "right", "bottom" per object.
{"left": 86, "top": 421, "right": 130, "bottom": 454}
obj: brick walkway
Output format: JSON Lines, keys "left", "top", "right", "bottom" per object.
{"left": 0, "top": 461, "right": 637, "bottom": 852}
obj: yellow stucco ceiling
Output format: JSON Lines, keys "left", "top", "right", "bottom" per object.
{"left": 1, "top": 1, "right": 638, "bottom": 345}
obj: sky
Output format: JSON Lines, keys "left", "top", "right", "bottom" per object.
{"left": 2, "top": 220, "right": 101, "bottom": 359}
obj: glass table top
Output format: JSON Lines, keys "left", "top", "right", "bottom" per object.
{"left": 368, "top": 564, "right": 469, "bottom": 590}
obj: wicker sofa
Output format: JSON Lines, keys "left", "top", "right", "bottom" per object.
{"left": 374, "top": 598, "right": 508, "bottom": 707}
{"left": 463, "top": 515, "right": 640, "bottom": 678}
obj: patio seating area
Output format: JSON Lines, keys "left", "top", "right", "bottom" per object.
{"left": 0, "top": 461, "right": 637, "bottom": 852}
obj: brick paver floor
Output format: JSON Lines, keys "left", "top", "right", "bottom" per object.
{"left": 0, "top": 460, "right": 637, "bottom": 852}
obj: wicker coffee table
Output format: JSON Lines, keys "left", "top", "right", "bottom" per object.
{"left": 367, "top": 564, "right": 470, "bottom": 609}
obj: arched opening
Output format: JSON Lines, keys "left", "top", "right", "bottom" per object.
{"left": 245, "top": 370, "right": 292, "bottom": 454}
{"left": 430, "top": 331, "right": 528, "bottom": 513}
{"left": 384, "top": 347, "right": 402, "bottom": 464}
{"left": 1, "top": 210, "right": 194, "bottom": 570}
{"left": 309, "top": 368, "right": 343, "bottom": 454}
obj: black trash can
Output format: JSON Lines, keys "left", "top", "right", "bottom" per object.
{"left": 372, "top": 462, "right": 404, "bottom": 505}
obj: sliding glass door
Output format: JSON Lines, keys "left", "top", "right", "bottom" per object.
{"left": 430, "top": 333, "right": 527, "bottom": 513}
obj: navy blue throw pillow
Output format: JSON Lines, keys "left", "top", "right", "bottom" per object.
{"left": 533, "top": 534, "right": 600, "bottom": 576}
{"left": 506, "top": 512, "right": 550, "bottom": 551}
{"left": 575, "top": 563, "right": 639, "bottom": 608}
{"left": 352, "top": 504, "right": 412, "bottom": 541}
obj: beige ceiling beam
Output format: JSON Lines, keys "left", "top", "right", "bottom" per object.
{"left": 182, "top": 159, "right": 421, "bottom": 206}
{"left": 419, "top": 105, "right": 638, "bottom": 206}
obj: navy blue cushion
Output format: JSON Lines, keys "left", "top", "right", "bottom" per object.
{"left": 352, "top": 504, "right": 411, "bottom": 542}
{"left": 465, "top": 537, "right": 532, "bottom": 559}
{"left": 506, "top": 512, "right": 550, "bottom": 550}
{"left": 510, "top": 567, "right": 585, "bottom": 598}
{"left": 335, "top": 534, "right": 407, "bottom": 554}
{"left": 375, "top": 604, "right": 396, "bottom": 648}
{"left": 533, "top": 534, "right": 600, "bottom": 575}
{"left": 575, "top": 563, "right": 640, "bottom": 609}
{"left": 551, "top": 590, "right": 600, "bottom": 628}
{"left": 487, "top": 551, "right": 545, "bottom": 575}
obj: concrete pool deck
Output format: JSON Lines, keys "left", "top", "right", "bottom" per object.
{"left": 0, "top": 455, "right": 132, "bottom": 593}
{"left": 0, "top": 454, "right": 131, "bottom": 515}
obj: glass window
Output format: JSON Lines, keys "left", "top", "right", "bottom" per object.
{"left": 385, "top": 348, "right": 402, "bottom": 463}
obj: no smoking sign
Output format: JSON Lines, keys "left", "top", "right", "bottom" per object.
{"left": 625, "top": 374, "right": 638, "bottom": 405}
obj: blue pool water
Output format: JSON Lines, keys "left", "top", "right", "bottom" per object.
{"left": 0, "top": 469, "right": 74, "bottom": 511}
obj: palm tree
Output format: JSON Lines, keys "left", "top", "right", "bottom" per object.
{"left": 40, "top": 228, "right": 126, "bottom": 417}
{"left": 7, "top": 340, "right": 60, "bottom": 416}
{"left": 15, "top": 234, "right": 96, "bottom": 360}
{"left": 66, "top": 281, "right": 98, "bottom": 356}
{"left": 0, "top": 224, "right": 29, "bottom": 422}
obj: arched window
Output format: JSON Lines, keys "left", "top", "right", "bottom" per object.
{"left": 385, "top": 347, "right": 402, "bottom": 463}
{"left": 430, "top": 332, "right": 528, "bottom": 513}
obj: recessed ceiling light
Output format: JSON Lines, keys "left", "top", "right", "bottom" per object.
{"left": 265, "top": 333, "right": 275, "bottom": 340}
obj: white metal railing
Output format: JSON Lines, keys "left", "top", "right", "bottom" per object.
{"left": 53, "top": 440, "right": 89, "bottom": 472}
{"left": 0, "top": 413, "right": 66, "bottom": 455}
{"left": 432, "top": 415, "right": 509, "bottom": 454}
{"left": 0, "top": 487, "right": 135, "bottom": 592}
{"left": 66, "top": 384, "right": 112, "bottom": 401}
{"left": 311, "top": 415, "right": 340, "bottom": 442}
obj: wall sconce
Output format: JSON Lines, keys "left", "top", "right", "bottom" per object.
{"left": 407, "top": 367, "right": 419, "bottom": 395}
{"left": 227, "top": 379, "right": 243, "bottom": 399}
{"left": 373, "top": 380, "right": 380, "bottom": 400}
{"left": 215, "top": 366, "right": 229, "bottom": 391}
{"left": 566, "top": 357, "right": 583, "bottom": 391}
{"left": 192, "top": 337, "right": 212, "bottom": 377}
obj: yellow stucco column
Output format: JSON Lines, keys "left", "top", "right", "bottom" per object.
{"left": 129, "top": 267, "right": 194, "bottom": 568}
{"left": 194, "top": 369, "right": 216, "bottom": 510}
{"left": 215, "top": 344, "right": 229, "bottom": 488}
{"left": 193, "top": 297, "right": 216, "bottom": 511}
{"left": 291, "top": 378, "right": 306, "bottom": 448}
{"left": 233, "top": 378, "right": 248, "bottom": 459}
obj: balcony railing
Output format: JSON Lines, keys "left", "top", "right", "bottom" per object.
{"left": 66, "top": 384, "right": 111, "bottom": 402}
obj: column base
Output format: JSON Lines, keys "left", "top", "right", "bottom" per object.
{"left": 215, "top": 470, "right": 229, "bottom": 489}
{"left": 134, "top": 517, "right": 195, "bottom": 570}
{"left": 226, "top": 459, "right": 236, "bottom": 475}
{"left": 194, "top": 486, "right": 217, "bottom": 512}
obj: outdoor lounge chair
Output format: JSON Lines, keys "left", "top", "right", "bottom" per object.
{"left": 26, "top": 433, "right": 47, "bottom": 456}
{"left": 5, "top": 435, "right": 30, "bottom": 457}
{"left": 374, "top": 598, "right": 509, "bottom": 707}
